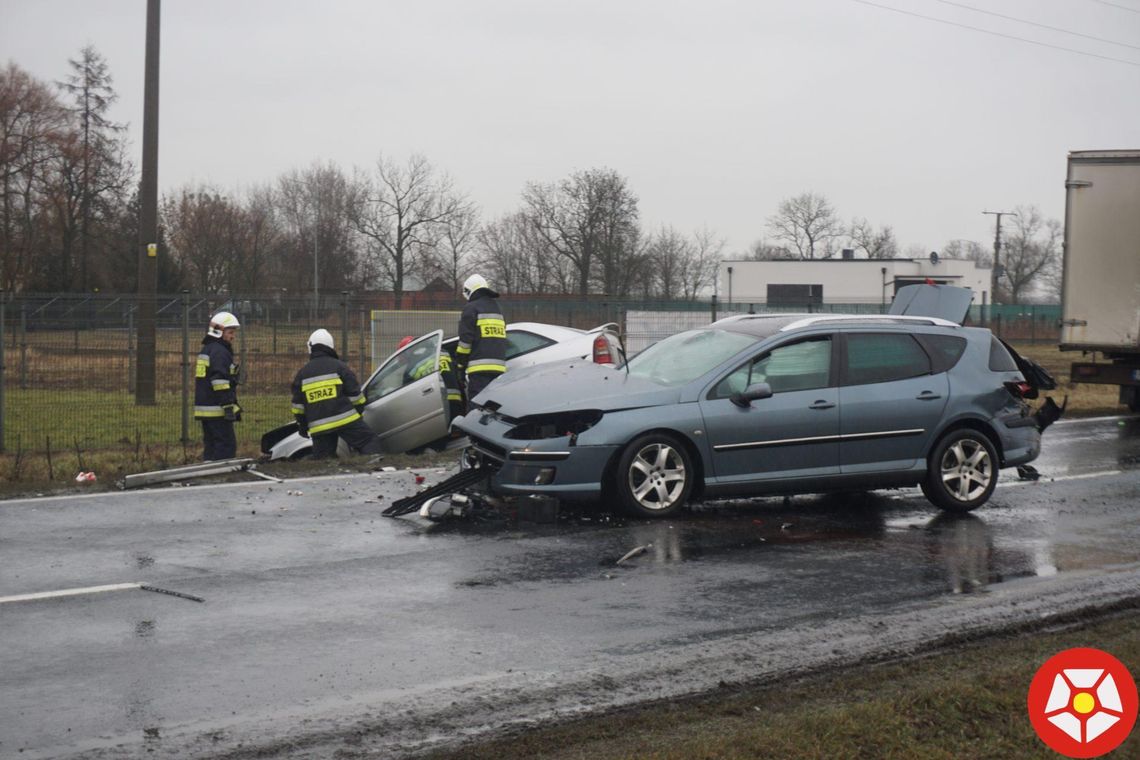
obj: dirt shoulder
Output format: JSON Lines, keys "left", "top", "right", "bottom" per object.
{"left": 425, "top": 606, "right": 1140, "bottom": 760}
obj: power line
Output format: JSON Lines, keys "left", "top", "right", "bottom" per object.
{"left": 1089, "top": 0, "right": 1140, "bottom": 15}
{"left": 851, "top": 0, "right": 1140, "bottom": 68}
{"left": 931, "top": 0, "right": 1140, "bottom": 52}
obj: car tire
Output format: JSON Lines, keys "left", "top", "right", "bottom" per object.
{"left": 922, "top": 429, "right": 998, "bottom": 513}
{"left": 615, "top": 433, "right": 693, "bottom": 518}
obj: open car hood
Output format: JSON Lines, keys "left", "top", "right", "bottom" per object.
{"left": 468, "top": 361, "right": 680, "bottom": 418}
{"left": 889, "top": 284, "right": 974, "bottom": 325}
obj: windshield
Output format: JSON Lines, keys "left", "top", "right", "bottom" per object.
{"left": 627, "top": 329, "right": 756, "bottom": 386}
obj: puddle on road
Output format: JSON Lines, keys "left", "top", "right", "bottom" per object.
{"left": 432, "top": 488, "right": 1087, "bottom": 599}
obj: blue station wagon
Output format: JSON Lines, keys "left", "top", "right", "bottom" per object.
{"left": 454, "top": 287, "right": 1061, "bottom": 517}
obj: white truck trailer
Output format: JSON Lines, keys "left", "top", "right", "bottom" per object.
{"left": 1061, "top": 149, "right": 1140, "bottom": 413}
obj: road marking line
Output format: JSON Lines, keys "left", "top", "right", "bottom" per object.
{"left": 1055, "top": 414, "right": 1134, "bottom": 426}
{"left": 0, "top": 582, "right": 142, "bottom": 605}
{"left": 997, "top": 470, "right": 1122, "bottom": 489}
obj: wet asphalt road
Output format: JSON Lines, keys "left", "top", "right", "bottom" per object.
{"left": 3, "top": 416, "right": 1140, "bottom": 758}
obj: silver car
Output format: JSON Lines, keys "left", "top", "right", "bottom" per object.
{"left": 453, "top": 288, "right": 1061, "bottom": 517}
{"left": 261, "top": 322, "right": 624, "bottom": 460}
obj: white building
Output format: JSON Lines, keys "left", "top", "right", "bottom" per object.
{"left": 717, "top": 255, "right": 992, "bottom": 308}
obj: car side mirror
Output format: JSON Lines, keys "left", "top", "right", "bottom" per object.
{"left": 730, "top": 382, "right": 773, "bottom": 408}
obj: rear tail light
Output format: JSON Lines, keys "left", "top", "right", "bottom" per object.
{"left": 592, "top": 334, "right": 614, "bottom": 364}
{"left": 1004, "top": 380, "right": 1035, "bottom": 399}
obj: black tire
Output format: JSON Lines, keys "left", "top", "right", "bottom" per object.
{"left": 615, "top": 433, "right": 694, "bottom": 518}
{"left": 921, "top": 429, "right": 998, "bottom": 513}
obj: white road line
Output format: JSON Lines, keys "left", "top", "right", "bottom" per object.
{"left": 0, "top": 582, "right": 141, "bottom": 605}
{"left": 1056, "top": 414, "right": 1136, "bottom": 425}
{"left": 997, "top": 470, "right": 1123, "bottom": 489}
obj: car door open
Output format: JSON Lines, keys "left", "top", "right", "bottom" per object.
{"left": 359, "top": 330, "right": 450, "bottom": 454}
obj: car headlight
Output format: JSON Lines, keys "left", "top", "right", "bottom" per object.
{"left": 505, "top": 410, "right": 603, "bottom": 440}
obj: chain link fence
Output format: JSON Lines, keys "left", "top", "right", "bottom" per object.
{"left": 0, "top": 292, "right": 1061, "bottom": 457}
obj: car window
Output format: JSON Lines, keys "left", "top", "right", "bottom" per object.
{"left": 364, "top": 333, "right": 441, "bottom": 403}
{"left": 628, "top": 329, "right": 757, "bottom": 386}
{"left": 916, "top": 333, "right": 968, "bottom": 374}
{"left": 505, "top": 330, "right": 556, "bottom": 360}
{"left": 710, "top": 336, "right": 832, "bottom": 398}
{"left": 988, "top": 336, "right": 1019, "bottom": 371}
{"left": 844, "top": 333, "right": 931, "bottom": 385}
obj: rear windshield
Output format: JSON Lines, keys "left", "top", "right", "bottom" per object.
{"left": 988, "top": 336, "right": 1019, "bottom": 372}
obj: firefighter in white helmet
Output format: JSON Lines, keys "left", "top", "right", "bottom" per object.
{"left": 456, "top": 274, "right": 506, "bottom": 407}
{"left": 290, "top": 329, "right": 383, "bottom": 458}
{"left": 194, "top": 311, "right": 241, "bottom": 460}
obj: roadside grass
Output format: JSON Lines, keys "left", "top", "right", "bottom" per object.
{"left": 1011, "top": 341, "right": 1124, "bottom": 417}
{"left": 428, "top": 611, "right": 1140, "bottom": 760}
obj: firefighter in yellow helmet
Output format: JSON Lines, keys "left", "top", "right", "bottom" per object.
{"left": 194, "top": 311, "right": 241, "bottom": 460}
{"left": 455, "top": 274, "right": 506, "bottom": 407}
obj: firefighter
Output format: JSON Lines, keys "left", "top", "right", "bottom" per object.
{"left": 398, "top": 335, "right": 464, "bottom": 422}
{"left": 455, "top": 274, "right": 507, "bottom": 406}
{"left": 194, "top": 311, "right": 241, "bottom": 461}
{"left": 290, "top": 329, "right": 384, "bottom": 459}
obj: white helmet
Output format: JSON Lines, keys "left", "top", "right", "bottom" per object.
{"left": 207, "top": 311, "right": 240, "bottom": 338}
{"left": 462, "top": 273, "right": 489, "bottom": 301}
{"left": 308, "top": 328, "right": 334, "bottom": 351}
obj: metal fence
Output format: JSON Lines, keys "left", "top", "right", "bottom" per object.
{"left": 0, "top": 292, "right": 1062, "bottom": 457}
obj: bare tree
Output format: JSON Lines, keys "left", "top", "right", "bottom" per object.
{"left": 681, "top": 226, "right": 725, "bottom": 299}
{"left": 422, "top": 202, "right": 479, "bottom": 295}
{"left": 941, "top": 238, "right": 990, "bottom": 266}
{"left": 57, "top": 45, "right": 128, "bottom": 291}
{"left": 849, "top": 217, "right": 898, "bottom": 259}
{"left": 745, "top": 238, "right": 794, "bottom": 260}
{"left": 1001, "top": 206, "right": 1061, "bottom": 304}
{"left": 766, "top": 192, "right": 844, "bottom": 259}
{"left": 162, "top": 185, "right": 244, "bottom": 293}
{"left": 0, "top": 63, "right": 69, "bottom": 291}
{"left": 522, "top": 167, "right": 640, "bottom": 296}
{"left": 277, "top": 162, "right": 359, "bottom": 300}
{"left": 350, "top": 153, "right": 468, "bottom": 307}
{"left": 645, "top": 226, "right": 690, "bottom": 299}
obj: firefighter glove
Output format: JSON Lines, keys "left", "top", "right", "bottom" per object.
{"left": 223, "top": 403, "right": 241, "bottom": 422}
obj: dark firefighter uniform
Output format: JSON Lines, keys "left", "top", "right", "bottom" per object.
{"left": 290, "top": 344, "right": 383, "bottom": 458}
{"left": 456, "top": 287, "right": 507, "bottom": 404}
{"left": 194, "top": 336, "right": 240, "bottom": 460}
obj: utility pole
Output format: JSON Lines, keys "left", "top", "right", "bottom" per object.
{"left": 136, "top": 0, "right": 160, "bottom": 405}
{"left": 982, "top": 210, "right": 1016, "bottom": 310}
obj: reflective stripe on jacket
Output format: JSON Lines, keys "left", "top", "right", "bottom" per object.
{"left": 290, "top": 345, "right": 366, "bottom": 435}
{"left": 194, "top": 336, "right": 238, "bottom": 420}
{"left": 456, "top": 290, "right": 506, "bottom": 377}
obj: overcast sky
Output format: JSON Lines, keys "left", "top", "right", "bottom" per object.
{"left": 3, "top": 0, "right": 1138, "bottom": 257}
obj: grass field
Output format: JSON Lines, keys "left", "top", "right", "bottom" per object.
{"left": 0, "top": 340, "right": 1129, "bottom": 483}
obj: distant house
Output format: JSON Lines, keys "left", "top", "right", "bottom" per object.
{"left": 717, "top": 255, "right": 992, "bottom": 308}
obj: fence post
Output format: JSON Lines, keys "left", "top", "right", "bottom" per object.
{"left": 341, "top": 291, "right": 349, "bottom": 361}
{"left": 710, "top": 294, "right": 718, "bottom": 323}
{"left": 181, "top": 291, "right": 190, "bottom": 445}
{"left": 1030, "top": 305, "right": 1036, "bottom": 344}
{"left": 369, "top": 309, "right": 380, "bottom": 374}
{"left": 0, "top": 290, "right": 6, "bottom": 454}
{"left": 19, "top": 302, "right": 27, "bottom": 390}
{"left": 272, "top": 307, "right": 278, "bottom": 354}
{"left": 995, "top": 313, "right": 1002, "bottom": 339}
{"left": 128, "top": 306, "right": 136, "bottom": 394}
{"left": 359, "top": 308, "right": 366, "bottom": 369}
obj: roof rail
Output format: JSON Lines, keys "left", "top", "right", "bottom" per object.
{"left": 779, "top": 314, "right": 960, "bottom": 331}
